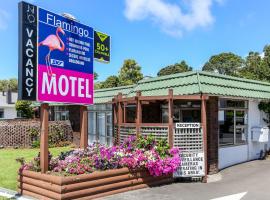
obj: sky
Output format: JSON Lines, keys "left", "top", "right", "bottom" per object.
{"left": 0, "top": 0, "right": 270, "bottom": 81}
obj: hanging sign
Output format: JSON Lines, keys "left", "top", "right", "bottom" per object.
{"left": 18, "top": 1, "right": 94, "bottom": 105}
{"left": 94, "top": 30, "right": 110, "bottom": 63}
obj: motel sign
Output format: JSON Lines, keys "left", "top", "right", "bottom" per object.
{"left": 18, "top": 1, "right": 110, "bottom": 105}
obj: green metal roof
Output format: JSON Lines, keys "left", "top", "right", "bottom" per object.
{"left": 31, "top": 71, "right": 270, "bottom": 106}
{"left": 94, "top": 71, "right": 270, "bottom": 103}
{"left": 94, "top": 84, "right": 135, "bottom": 104}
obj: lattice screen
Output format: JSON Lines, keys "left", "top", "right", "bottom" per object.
{"left": 119, "top": 125, "right": 136, "bottom": 143}
{"left": 140, "top": 126, "right": 168, "bottom": 141}
{"left": 173, "top": 127, "right": 203, "bottom": 152}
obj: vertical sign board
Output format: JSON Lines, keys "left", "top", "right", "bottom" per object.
{"left": 18, "top": 2, "right": 37, "bottom": 101}
{"left": 94, "top": 31, "right": 110, "bottom": 63}
{"left": 19, "top": 1, "right": 94, "bottom": 105}
{"left": 173, "top": 123, "right": 205, "bottom": 177}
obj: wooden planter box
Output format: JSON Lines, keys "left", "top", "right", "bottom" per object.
{"left": 18, "top": 168, "right": 173, "bottom": 200}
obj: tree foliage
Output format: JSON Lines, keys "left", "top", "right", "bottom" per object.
{"left": 202, "top": 52, "right": 244, "bottom": 76}
{"left": 94, "top": 72, "right": 98, "bottom": 80}
{"left": 15, "top": 100, "right": 34, "bottom": 119}
{"left": 101, "top": 75, "right": 120, "bottom": 89}
{"left": 118, "top": 59, "right": 143, "bottom": 86}
{"left": 157, "top": 60, "right": 192, "bottom": 76}
{"left": 239, "top": 47, "right": 270, "bottom": 81}
{"left": 0, "top": 78, "right": 18, "bottom": 91}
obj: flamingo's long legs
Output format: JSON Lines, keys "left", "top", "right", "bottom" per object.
{"left": 45, "top": 50, "right": 53, "bottom": 76}
{"left": 47, "top": 51, "right": 55, "bottom": 76}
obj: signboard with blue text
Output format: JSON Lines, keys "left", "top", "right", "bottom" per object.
{"left": 38, "top": 7, "right": 94, "bottom": 104}
{"left": 19, "top": 1, "right": 110, "bottom": 105}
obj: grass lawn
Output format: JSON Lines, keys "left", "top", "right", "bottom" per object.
{"left": 0, "top": 146, "right": 73, "bottom": 191}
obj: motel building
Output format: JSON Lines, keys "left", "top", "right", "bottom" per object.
{"left": 87, "top": 71, "right": 270, "bottom": 175}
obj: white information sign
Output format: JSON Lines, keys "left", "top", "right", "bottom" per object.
{"left": 174, "top": 152, "right": 205, "bottom": 177}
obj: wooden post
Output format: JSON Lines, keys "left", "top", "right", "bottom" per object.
{"left": 40, "top": 103, "right": 49, "bottom": 173}
{"left": 80, "top": 105, "right": 88, "bottom": 149}
{"left": 123, "top": 102, "right": 126, "bottom": 123}
{"left": 168, "top": 89, "right": 174, "bottom": 147}
{"left": 117, "top": 93, "right": 123, "bottom": 144}
{"left": 136, "top": 91, "right": 142, "bottom": 138}
{"left": 201, "top": 95, "right": 208, "bottom": 183}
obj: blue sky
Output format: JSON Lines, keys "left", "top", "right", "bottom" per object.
{"left": 0, "top": 0, "right": 270, "bottom": 81}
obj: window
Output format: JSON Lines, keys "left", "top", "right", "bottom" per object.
{"left": 125, "top": 105, "right": 136, "bottom": 123}
{"left": 88, "top": 104, "right": 113, "bottom": 146}
{"left": 0, "top": 109, "right": 4, "bottom": 118}
{"left": 219, "top": 99, "right": 248, "bottom": 146}
{"left": 54, "top": 106, "right": 69, "bottom": 121}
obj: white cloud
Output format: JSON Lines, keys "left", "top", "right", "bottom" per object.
{"left": 124, "top": 0, "right": 222, "bottom": 37}
{"left": 0, "top": 9, "right": 10, "bottom": 30}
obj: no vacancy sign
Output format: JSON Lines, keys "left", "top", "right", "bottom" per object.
{"left": 18, "top": 1, "right": 94, "bottom": 105}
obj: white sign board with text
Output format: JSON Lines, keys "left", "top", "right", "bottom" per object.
{"left": 174, "top": 152, "right": 205, "bottom": 177}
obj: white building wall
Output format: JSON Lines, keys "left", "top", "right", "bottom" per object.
{"left": 0, "top": 107, "right": 17, "bottom": 119}
{"left": 218, "top": 99, "right": 268, "bottom": 169}
{"left": 248, "top": 100, "right": 269, "bottom": 160}
{"left": 218, "top": 145, "right": 248, "bottom": 169}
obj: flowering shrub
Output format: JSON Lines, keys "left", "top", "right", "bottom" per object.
{"left": 19, "top": 135, "right": 180, "bottom": 177}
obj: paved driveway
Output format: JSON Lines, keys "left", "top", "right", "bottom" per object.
{"left": 102, "top": 160, "right": 270, "bottom": 200}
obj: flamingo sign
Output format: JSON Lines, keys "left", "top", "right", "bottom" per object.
{"left": 19, "top": 1, "right": 94, "bottom": 105}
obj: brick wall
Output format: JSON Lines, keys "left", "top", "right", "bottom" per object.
{"left": 207, "top": 96, "right": 219, "bottom": 174}
{"left": 0, "top": 119, "right": 73, "bottom": 147}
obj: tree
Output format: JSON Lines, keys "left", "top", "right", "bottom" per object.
{"left": 157, "top": 60, "right": 192, "bottom": 76}
{"left": 101, "top": 75, "right": 120, "bottom": 89}
{"left": 94, "top": 82, "right": 103, "bottom": 90}
{"left": 94, "top": 72, "right": 98, "bottom": 80}
{"left": 202, "top": 52, "right": 244, "bottom": 76}
{"left": 239, "top": 52, "right": 267, "bottom": 81}
{"left": 239, "top": 46, "right": 270, "bottom": 81}
{"left": 15, "top": 100, "right": 34, "bottom": 119}
{"left": 0, "top": 78, "right": 18, "bottom": 91}
{"left": 118, "top": 59, "right": 143, "bottom": 86}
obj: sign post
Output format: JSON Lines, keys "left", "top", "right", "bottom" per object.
{"left": 40, "top": 103, "right": 49, "bottom": 173}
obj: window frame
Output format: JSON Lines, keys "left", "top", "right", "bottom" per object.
{"left": 87, "top": 103, "right": 114, "bottom": 146}
{"left": 218, "top": 99, "right": 248, "bottom": 147}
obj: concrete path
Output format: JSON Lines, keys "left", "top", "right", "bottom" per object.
{"left": 102, "top": 160, "right": 270, "bottom": 200}
{"left": 0, "top": 187, "right": 35, "bottom": 200}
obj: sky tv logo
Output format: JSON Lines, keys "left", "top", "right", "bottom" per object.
{"left": 51, "top": 59, "right": 64, "bottom": 67}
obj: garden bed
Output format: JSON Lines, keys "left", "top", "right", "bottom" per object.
{"left": 18, "top": 168, "right": 173, "bottom": 200}
{"left": 17, "top": 135, "right": 180, "bottom": 199}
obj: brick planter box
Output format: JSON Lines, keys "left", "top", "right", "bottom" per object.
{"left": 18, "top": 168, "right": 173, "bottom": 200}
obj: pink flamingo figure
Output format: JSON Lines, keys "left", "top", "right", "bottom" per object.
{"left": 39, "top": 27, "right": 65, "bottom": 76}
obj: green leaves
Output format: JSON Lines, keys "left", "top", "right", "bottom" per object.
{"left": 15, "top": 100, "right": 34, "bottom": 119}
{"left": 202, "top": 52, "right": 244, "bottom": 76}
{"left": 157, "top": 60, "right": 192, "bottom": 77}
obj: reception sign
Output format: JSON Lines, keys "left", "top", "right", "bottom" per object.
{"left": 19, "top": 1, "right": 94, "bottom": 105}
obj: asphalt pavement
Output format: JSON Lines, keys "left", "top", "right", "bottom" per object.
{"left": 102, "top": 159, "right": 270, "bottom": 200}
